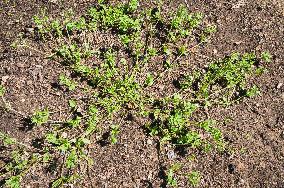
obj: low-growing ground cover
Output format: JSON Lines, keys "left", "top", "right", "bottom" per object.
{"left": 0, "top": 0, "right": 283, "bottom": 187}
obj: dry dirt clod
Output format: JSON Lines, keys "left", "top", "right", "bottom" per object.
{"left": 17, "top": 62, "right": 26, "bottom": 68}
{"left": 281, "top": 93, "right": 284, "bottom": 100}
{"left": 146, "top": 139, "right": 153, "bottom": 145}
{"left": 237, "top": 162, "right": 246, "bottom": 171}
{"left": 1, "top": 75, "right": 9, "bottom": 83}
{"left": 0, "top": 159, "right": 5, "bottom": 169}
{"left": 232, "top": 0, "right": 246, "bottom": 9}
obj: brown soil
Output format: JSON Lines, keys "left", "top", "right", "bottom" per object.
{"left": 0, "top": 0, "right": 284, "bottom": 187}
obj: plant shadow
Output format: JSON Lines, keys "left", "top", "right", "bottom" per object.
{"left": 19, "top": 118, "right": 34, "bottom": 132}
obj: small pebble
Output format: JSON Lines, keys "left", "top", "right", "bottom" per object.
{"left": 49, "top": 0, "right": 58, "bottom": 3}
{"left": 158, "top": 85, "right": 164, "bottom": 90}
{"left": 146, "top": 139, "right": 153, "bottom": 145}
{"left": 167, "top": 150, "right": 175, "bottom": 159}
{"left": 35, "top": 65, "right": 43, "bottom": 69}
{"left": 17, "top": 62, "right": 26, "bottom": 68}
{"left": 61, "top": 132, "right": 67, "bottom": 138}
{"left": 277, "top": 82, "right": 283, "bottom": 89}
{"left": 233, "top": 41, "right": 242, "bottom": 45}
{"left": 26, "top": 80, "right": 33, "bottom": 85}
{"left": 1, "top": 75, "right": 9, "bottom": 83}
{"left": 239, "top": 179, "right": 245, "bottom": 184}
{"left": 26, "top": 28, "right": 34, "bottom": 33}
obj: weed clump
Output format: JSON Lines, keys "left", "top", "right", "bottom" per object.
{"left": 0, "top": 1, "right": 272, "bottom": 187}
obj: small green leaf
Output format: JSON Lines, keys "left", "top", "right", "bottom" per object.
{"left": 67, "top": 116, "right": 81, "bottom": 128}
{"left": 127, "top": 0, "right": 139, "bottom": 12}
{"left": 59, "top": 74, "right": 76, "bottom": 91}
{"left": 31, "top": 108, "right": 49, "bottom": 126}
{"left": 5, "top": 175, "right": 21, "bottom": 188}
{"left": 0, "top": 84, "right": 5, "bottom": 97}
{"left": 246, "top": 85, "right": 260, "bottom": 97}
{"left": 145, "top": 73, "right": 154, "bottom": 86}
{"left": 110, "top": 125, "right": 120, "bottom": 144}
{"left": 46, "top": 133, "right": 60, "bottom": 145}
{"left": 255, "top": 67, "right": 267, "bottom": 75}
{"left": 162, "top": 45, "right": 171, "bottom": 56}
{"left": 3, "top": 136, "right": 16, "bottom": 146}
{"left": 178, "top": 45, "right": 188, "bottom": 56}
{"left": 51, "top": 177, "right": 63, "bottom": 188}
{"left": 261, "top": 51, "right": 272, "bottom": 63}
{"left": 205, "top": 25, "right": 217, "bottom": 34}
{"left": 167, "top": 170, "right": 177, "bottom": 186}
{"left": 58, "top": 140, "right": 72, "bottom": 152}
{"left": 147, "top": 47, "right": 157, "bottom": 57}
{"left": 68, "top": 99, "right": 77, "bottom": 109}
{"left": 76, "top": 137, "right": 90, "bottom": 148}
{"left": 66, "top": 149, "right": 78, "bottom": 169}
{"left": 43, "top": 152, "right": 51, "bottom": 163}
{"left": 171, "top": 163, "right": 182, "bottom": 171}
{"left": 188, "top": 171, "right": 201, "bottom": 187}
{"left": 0, "top": 132, "right": 16, "bottom": 146}
{"left": 166, "top": 164, "right": 181, "bottom": 187}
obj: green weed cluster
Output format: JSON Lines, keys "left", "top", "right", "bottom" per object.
{"left": 0, "top": 0, "right": 271, "bottom": 187}
{"left": 146, "top": 94, "right": 225, "bottom": 153}
{"left": 166, "top": 163, "right": 201, "bottom": 187}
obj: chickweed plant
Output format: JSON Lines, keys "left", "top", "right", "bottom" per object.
{"left": 59, "top": 74, "right": 77, "bottom": 91}
{"left": 166, "top": 163, "right": 182, "bottom": 187}
{"left": 110, "top": 125, "right": 120, "bottom": 144}
{"left": 0, "top": 0, "right": 272, "bottom": 187}
{"left": 188, "top": 170, "right": 201, "bottom": 187}
{"left": 166, "top": 163, "right": 201, "bottom": 187}
{"left": 178, "top": 52, "right": 270, "bottom": 106}
{"left": 31, "top": 108, "right": 49, "bottom": 126}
